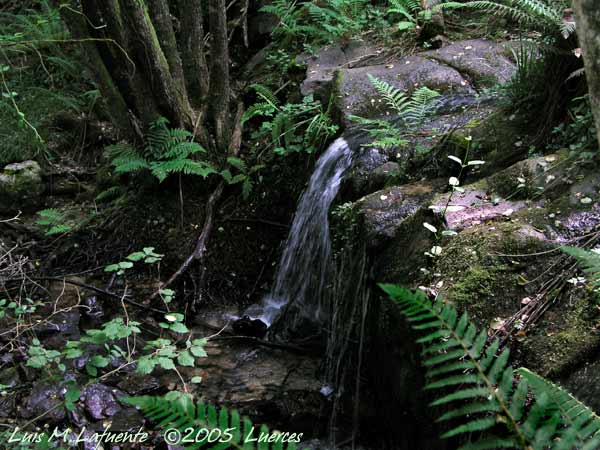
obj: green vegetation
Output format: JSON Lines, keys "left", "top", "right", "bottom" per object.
{"left": 0, "top": 1, "right": 95, "bottom": 165}
{"left": 123, "top": 394, "right": 302, "bottom": 450}
{"left": 381, "top": 284, "right": 600, "bottom": 450}
{"left": 245, "top": 84, "right": 338, "bottom": 156}
{"left": 350, "top": 75, "right": 440, "bottom": 150}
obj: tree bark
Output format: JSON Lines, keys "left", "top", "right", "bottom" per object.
{"left": 56, "top": 1, "right": 135, "bottom": 139}
{"left": 208, "top": 0, "right": 232, "bottom": 152}
{"left": 84, "top": 0, "right": 161, "bottom": 127}
{"left": 120, "top": 0, "right": 194, "bottom": 128}
{"left": 147, "top": 0, "right": 189, "bottom": 103}
{"left": 573, "top": 0, "right": 600, "bottom": 147}
{"left": 177, "top": 0, "right": 210, "bottom": 106}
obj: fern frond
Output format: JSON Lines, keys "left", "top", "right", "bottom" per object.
{"left": 464, "top": 0, "right": 564, "bottom": 31}
{"left": 561, "top": 246, "right": 600, "bottom": 289}
{"left": 249, "top": 83, "right": 279, "bottom": 107}
{"left": 242, "top": 102, "right": 277, "bottom": 124}
{"left": 379, "top": 284, "right": 600, "bottom": 450}
{"left": 145, "top": 117, "right": 172, "bottom": 157}
{"left": 368, "top": 75, "right": 410, "bottom": 114}
{"left": 35, "top": 208, "right": 64, "bottom": 226}
{"left": 123, "top": 395, "right": 298, "bottom": 450}
{"left": 95, "top": 186, "right": 124, "bottom": 203}
{"left": 518, "top": 368, "right": 600, "bottom": 449}
{"left": 404, "top": 86, "right": 441, "bottom": 125}
{"left": 162, "top": 141, "right": 206, "bottom": 159}
{"left": 112, "top": 155, "right": 150, "bottom": 174}
{"left": 151, "top": 160, "right": 217, "bottom": 183}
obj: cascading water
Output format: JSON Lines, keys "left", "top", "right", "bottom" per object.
{"left": 245, "top": 137, "right": 353, "bottom": 329}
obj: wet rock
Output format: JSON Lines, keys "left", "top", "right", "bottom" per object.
{"left": 345, "top": 147, "right": 389, "bottom": 196}
{"left": 300, "top": 41, "right": 382, "bottom": 99}
{"left": 82, "top": 383, "right": 125, "bottom": 420}
{"left": 561, "top": 359, "right": 600, "bottom": 412}
{"left": 367, "top": 162, "right": 401, "bottom": 192}
{"left": 183, "top": 339, "right": 323, "bottom": 432}
{"left": 0, "top": 160, "right": 44, "bottom": 212}
{"left": 117, "top": 373, "right": 160, "bottom": 395}
{"left": 422, "top": 39, "right": 516, "bottom": 88}
{"left": 20, "top": 382, "right": 66, "bottom": 424}
{"left": 485, "top": 152, "right": 570, "bottom": 199}
{"left": 438, "top": 111, "right": 531, "bottom": 178}
{"left": 357, "top": 182, "right": 436, "bottom": 247}
{"left": 232, "top": 315, "right": 268, "bottom": 338}
{"left": 33, "top": 311, "right": 81, "bottom": 338}
{"left": 430, "top": 188, "right": 528, "bottom": 231}
{"left": 335, "top": 55, "right": 475, "bottom": 123}
{"left": 107, "top": 407, "right": 145, "bottom": 432}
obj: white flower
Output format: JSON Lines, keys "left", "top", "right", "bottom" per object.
{"left": 567, "top": 277, "right": 586, "bottom": 285}
{"left": 441, "top": 230, "right": 458, "bottom": 237}
{"left": 580, "top": 197, "right": 593, "bottom": 204}
{"left": 448, "top": 177, "right": 460, "bottom": 186}
{"left": 430, "top": 246, "right": 443, "bottom": 256}
{"left": 448, "top": 155, "right": 462, "bottom": 165}
{"left": 380, "top": 194, "right": 388, "bottom": 200}
{"left": 464, "top": 136, "right": 473, "bottom": 142}
{"left": 165, "top": 314, "right": 178, "bottom": 322}
{"left": 423, "top": 222, "right": 437, "bottom": 233}
{"left": 467, "top": 160, "right": 485, "bottom": 166}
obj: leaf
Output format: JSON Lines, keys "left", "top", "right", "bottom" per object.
{"left": 177, "top": 350, "right": 195, "bottom": 367}
{"left": 136, "top": 357, "right": 156, "bottom": 375}
{"left": 64, "top": 382, "right": 80, "bottom": 412}
{"left": 158, "top": 357, "right": 176, "bottom": 371}
{"left": 169, "top": 322, "right": 189, "bottom": 334}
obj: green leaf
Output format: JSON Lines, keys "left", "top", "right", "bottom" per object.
{"left": 158, "top": 357, "right": 176, "bottom": 370}
{"left": 177, "top": 350, "right": 195, "bottom": 367}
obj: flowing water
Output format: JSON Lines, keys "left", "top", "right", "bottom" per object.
{"left": 245, "top": 137, "right": 353, "bottom": 327}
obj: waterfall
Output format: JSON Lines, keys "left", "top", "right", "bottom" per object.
{"left": 245, "top": 137, "right": 353, "bottom": 327}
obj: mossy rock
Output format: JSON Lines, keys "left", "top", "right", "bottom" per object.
{"left": 0, "top": 160, "right": 44, "bottom": 212}
{"left": 434, "top": 221, "right": 600, "bottom": 379}
{"left": 438, "top": 111, "right": 530, "bottom": 179}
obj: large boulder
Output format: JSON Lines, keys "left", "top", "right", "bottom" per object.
{"left": 300, "top": 40, "right": 383, "bottom": 99}
{"left": 421, "top": 39, "right": 516, "bottom": 88}
{"left": 334, "top": 55, "right": 475, "bottom": 123}
{"left": 0, "top": 160, "right": 44, "bottom": 212}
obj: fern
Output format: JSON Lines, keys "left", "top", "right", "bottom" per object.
{"left": 368, "top": 74, "right": 411, "bottom": 114}
{"left": 123, "top": 394, "right": 301, "bottom": 450}
{"left": 380, "top": 284, "right": 600, "bottom": 450}
{"left": 352, "top": 78, "right": 439, "bottom": 150}
{"left": 35, "top": 208, "right": 73, "bottom": 236}
{"left": 518, "top": 368, "right": 600, "bottom": 449}
{"left": 105, "top": 118, "right": 213, "bottom": 182}
{"left": 561, "top": 246, "right": 600, "bottom": 290}
{"left": 464, "top": 0, "right": 569, "bottom": 36}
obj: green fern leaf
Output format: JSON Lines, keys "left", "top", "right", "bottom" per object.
{"left": 561, "top": 246, "right": 600, "bottom": 289}
{"left": 122, "top": 395, "right": 300, "bottom": 450}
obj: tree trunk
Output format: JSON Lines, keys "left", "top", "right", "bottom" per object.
{"left": 573, "top": 0, "right": 600, "bottom": 147}
{"left": 120, "top": 0, "right": 194, "bottom": 128}
{"left": 177, "top": 0, "right": 210, "bottom": 106}
{"left": 208, "top": 0, "right": 232, "bottom": 152}
{"left": 83, "top": 0, "right": 162, "bottom": 127}
{"left": 57, "top": 0, "right": 135, "bottom": 140}
{"left": 147, "top": 0, "right": 189, "bottom": 104}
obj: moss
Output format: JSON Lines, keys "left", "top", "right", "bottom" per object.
{"left": 449, "top": 265, "right": 512, "bottom": 307}
{"left": 518, "top": 291, "right": 600, "bottom": 377}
